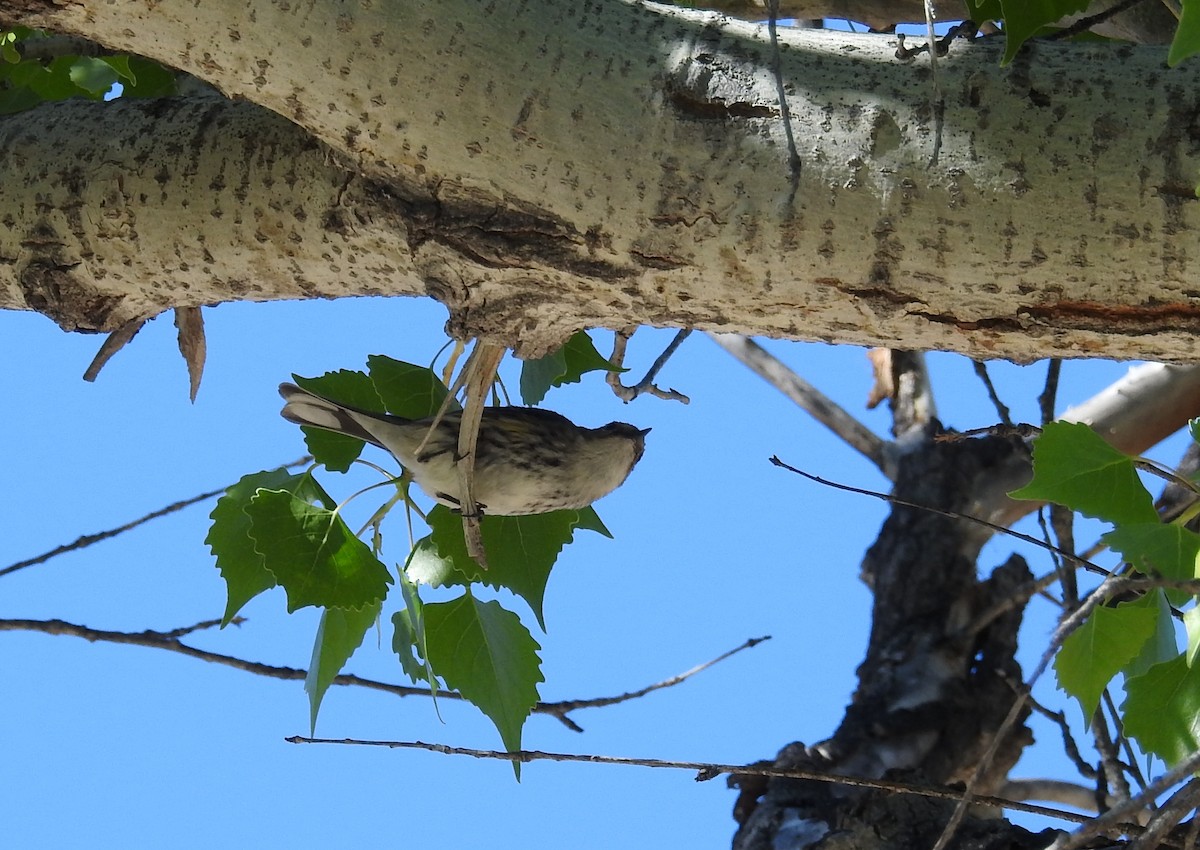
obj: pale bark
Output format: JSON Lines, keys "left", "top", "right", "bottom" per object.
{"left": 2, "top": 0, "right": 1198, "bottom": 362}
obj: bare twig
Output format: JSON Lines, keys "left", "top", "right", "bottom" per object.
{"left": 1039, "top": 359, "right": 1062, "bottom": 424}
{"left": 1103, "top": 688, "right": 1148, "bottom": 794}
{"left": 767, "top": 0, "right": 802, "bottom": 205}
{"left": 607, "top": 328, "right": 691, "bottom": 403}
{"left": 1000, "top": 779, "right": 1104, "bottom": 813}
{"left": 769, "top": 456, "right": 1107, "bottom": 575}
{"left": 544, "top": 636, "right": 770, "bottom": 718}
{"left": 1045, "top": 0, "right": 1152, "bottom": 40}
{"left": 1130, "top": 779, "right": 1200, "bottom": 849}
{"left": 933, "top": 572, "right": 1128, "bottom": 850}
{"left": 0, "top": 618, "right": 766, "bottom": 732}
{"left": 713, "top": 336, "right": 889, "bottom": 473}
{"left": 286, "top": 735, "right": 1101, "bottom": 824}
{"left": 82, "top": 317, "right": 147, "bottom": 382}
{"left": 0, "top": 456, "right": 312, "bottom": 579}
{"left": 1092, "top": 694, "right": 1133, "bottom": 809}
{"left": 971, "top": 361, "right": 1012, "bottom": 426}
{"left": 1024, "top": 699, "right": 1095, "bottom": 780}
{"left": 1049, "top": 748, "right": 1200, "bottom": 850}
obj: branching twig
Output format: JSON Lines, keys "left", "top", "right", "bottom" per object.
{"left": 1049, "top": 748, "right": 1200, "bottom": 850}
{"left": 607, "top": 328, "right": 691, "bottom": 403}
{"left": 713, "top": 336, "right": 889, "bottom": 473}
{"left": 0, "top": 456, "right": 312, "bottom": 579}
{"left": 1131, "top": 780, "right": 1200, "bottom": 850}
{"left": 1025, "top": 698, "right": 1095, "bottom": 780}
{"left": 932, "top": 571, "right": 1128, "bottom": 850}
{"left": 0, "top": 618, "right": 766, "bottom": 732}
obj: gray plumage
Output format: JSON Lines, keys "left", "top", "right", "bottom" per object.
{"left": 279, "top": 383, "right": 648, "bottom": 516}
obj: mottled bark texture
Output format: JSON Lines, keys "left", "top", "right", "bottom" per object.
{"left": 1, "top": 1, "right": 1199, "bottom": 360}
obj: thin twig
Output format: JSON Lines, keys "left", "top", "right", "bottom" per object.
{"left": 1049, "top": 748, "right": 1200, "bottom": 850}
{"left": 1025, "top": 698, "right": 1095, "bottom": 780}
{"left": 1092, "top": 694, "right": 1132, "bottom": 810}
{"left": 1103, "top": 688, "right": 1147, "bottom": 794}
{"left": 1131, "top": 779, "right": 1200, "bottom": 849}
{"left": 284, "top": 736, "right": 1100, "bottom": 824}
{"left": 0, "top": 618, "right": 766, "bottom": 732}
{"left": 767, "top": 0, "right": 802, "bottom": 205}
{"left": 971, "top": 361, "right": 1012, "bottom": 426}
{"left": 932, "top": 571, "right": 1128, "bottom": 850}
{"left": 0, "top": 456, "right": 312, "bottom": 579}
{"left": 714, "top": 336, "right": 889, "bottom": 474}
{"left": 1045, "top": 0, "right": 1152, "bottom": 40}
{"left": 607, "top": 328, "right": 691, "bottom": 403}
{"left": 545, "top": 636, "right": 770, "bottom": 716}
{"left": 769, "top": 456, "right": 1107, "bottom": 574}
{"left": 1039, "top": 359, "right": 1062, "bottom": 424}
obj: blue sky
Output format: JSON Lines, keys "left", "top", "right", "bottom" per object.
{"left": 2, "top": 295, "right": 1188, "bottom": 847}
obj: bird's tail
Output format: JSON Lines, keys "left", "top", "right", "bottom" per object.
{"left": 278, "top": 382, "right": 385, "bottom": 447}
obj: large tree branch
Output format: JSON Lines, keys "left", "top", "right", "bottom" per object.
{"left": 3, "top": 1, "right": 1199, "bottom": 361}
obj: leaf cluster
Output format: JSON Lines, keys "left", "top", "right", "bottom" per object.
{"left": 206, "top": 334, "right": 619, "bottom": 770}
{"left": 963, "top": 0, "right": 1200, "bottom": 65}
{"left": 0, "top": 28, "right": 176, "bottom": 114}
{"left": 1012, "top": 420, "right": 1200, "bottom": 765}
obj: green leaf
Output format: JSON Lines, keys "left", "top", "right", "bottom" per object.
{"left": 1104, "top": 523, "right": 1200, "bottom": 589}
{"left": 305, "top": 601, "right": 380, "bottom": 734}
{"left": 997, "top": 0, "right": 1090, "bottom": 64}
{"left": 367, "top": 355, "right": 455, "bottom": 419}
{"left": 292, "top": 369, "right": 383, "bottom": 472}
{"left": 1122, "top": 590, "right": 1179, "bottom": 679}
{"left": 411, "top": 504, "right": 610, "bottom": 630}
{"left": 100, "top": 55, "right": 134, "bottom": 84}
{"left": 423, "top": 594, "right": 543, "bottom": 775}
{"left": 0, "top": 84, "right": 43, "bottom": 115}
{"left": 207, "top": 468, "right": 320, "bottom": 625}
{"left": 1009, "top": 421, "right": 1158, "bottom": 525}
{"left": 1170, "top": 0, "right": 1200, "bottom": 66}
{"left": 245, "top": 486, "right": 392, "bottom": 612}
{"left": 68, "top": 56, "right": 119, "bottom": 96}
{"left": 1185, "top": 604, "right": 1200, "bottom": 665}
{"left": 519, "top": 331, "right": 621, "bottom": 406}
{"left": 1054, "top": 598, "right": 1158, "bottom": 720}
{"left": 1, "top": 35, "right": 19, "bottom": 65}
{"left": 963, "top": 0, "right": 1003, "bottom": 24}
{"left": 119, "top": 56, "right": 177, "bottom": 98}
{"left": 1191, "top": 418, "right": 1200, "bottom": 447}
{"left": 391, "top": 567, "right": 437, "bottom": 687}
{"left": 29, "top": 57, "right": 88, "bottom": 101}
{"left": 1123, "top": 654, "right": 1200, "bottom": 765}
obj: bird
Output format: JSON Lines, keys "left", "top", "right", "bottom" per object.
{"left": 279, "top": 382, "right": 649, "bottom": 516}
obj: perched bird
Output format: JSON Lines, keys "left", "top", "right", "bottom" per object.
{"left": 279, "top": 383, "right": 649, "bottom": 516}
